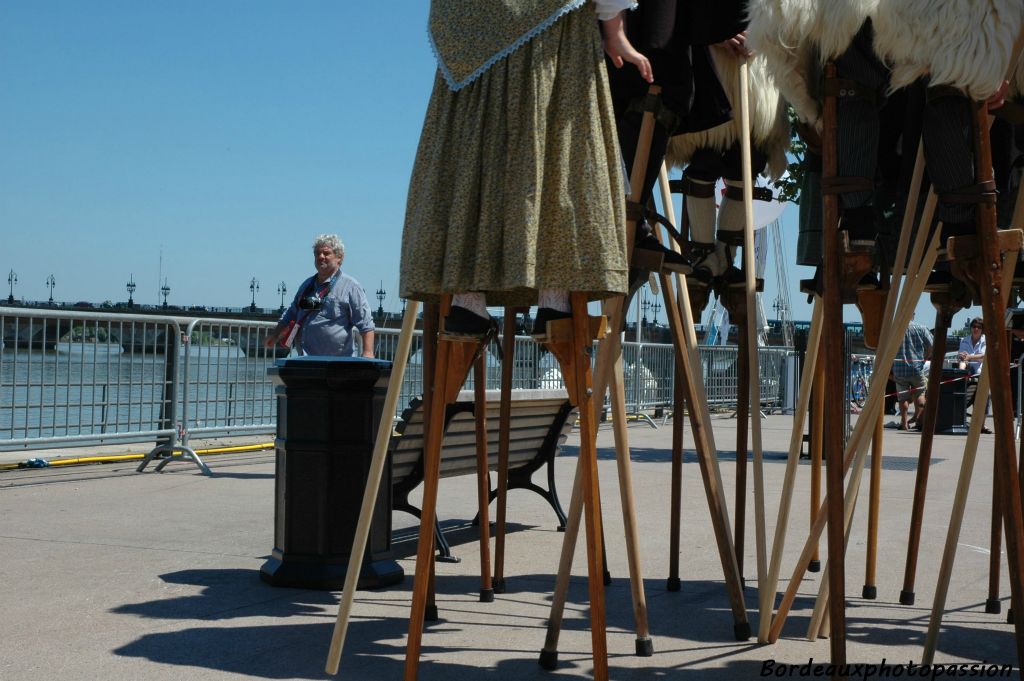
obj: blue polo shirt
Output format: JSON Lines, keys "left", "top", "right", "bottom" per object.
{"left": 278, "top": 272, "right": 375, "bottom": 356}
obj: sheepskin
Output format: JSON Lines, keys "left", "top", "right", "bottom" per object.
{"left": 874, "top": 0, "right": 1024, "bottom": 99}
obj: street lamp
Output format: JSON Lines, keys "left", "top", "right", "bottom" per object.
{"left": 276, "top": 281, "right": 287, "bottom": 311}
{"left": 45, "top": 274, "right": 56, "bottom": 305}
{"left": 126, "top": 274, "right": 136, "bottom": 308}
{"left": 249, "top": 277, "right": 260, "bottom": 312}
{"left": 375, "top": 281, "right": 386, "bottom": 321}
{"left": 161, "top": 279, "right": 171, "bottom": 308}
{"left": 772, "top": 296, "right": 787, "bottom": 321}
{"left": 6, "top": 269, "right": 16, "bottom": 304}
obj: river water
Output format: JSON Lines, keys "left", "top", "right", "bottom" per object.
{"left": 0, "top": 344, "right": 277, "bottom": 442}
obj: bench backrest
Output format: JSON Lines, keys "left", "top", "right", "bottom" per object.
{"left": 390, "top": 389, "right": 576, "bottom": 486}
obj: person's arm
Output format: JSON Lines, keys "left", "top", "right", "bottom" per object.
{"left": 348, "top": 282, "right": 376, "bottom": 358}
{"left": 263, "top": 292, "right": 300, "bottom": 348}
{"left": 360, "top": 329, "right": 375, "bottom": 359}
{"left": 599, "top": 6, "right": 653, "bottom": 84}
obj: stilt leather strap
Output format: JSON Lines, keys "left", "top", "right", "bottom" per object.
{"left": 823, "top": 77, "right": 877, "bottom": 105}
{"left": 627, "top": 200, "right": 686, "bottom": 250}
{"left": 626, "top": 200, "right": 645, "bottom": 222}
{"left": 689, "top": 241, "right": 716, "bottom": 259}
{"left": 717, "top": 230, "right": 745, "bottom": 246}
{"left": 669, "top": 177, "right": 716, "bottom": 198}
{"left": 821, "top": 176, "right": 874, "bottom": 195}
{"left": 938, "top": 181, "right": 997, "bottom": 206}
{"left": 627, "top": 92, "right": 680, "bottom": 133}
{"left": 723, "top": 185, "right": 773, "bottom": 202}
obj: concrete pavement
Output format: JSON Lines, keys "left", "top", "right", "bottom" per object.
{"left": 0, "top": 413, "right": 1018, "bottom": 680}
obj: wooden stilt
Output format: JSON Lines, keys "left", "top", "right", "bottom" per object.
{"left": 899, "top": 298, "right": 957, "bottom": 605}
{"left": 473, "top": 352, "right": 494, "bottom": 603}
{"left": 492, "top": 307, "right": 518, "bottom": 595}
{"left": 922, "top": 254, "right": 1018, "bottom": 664}
{"left": 657, "top": 240, "right": 750, "bottom": 640}
{"left": 862, "top": 406, "right": 883, "bottom": 601}
{"left": 325, "top": 299, "right": 421, "bottom": 674}
{"left": 988, "top": 441, "right": 1005, "bottom": 614}
{"left": 720, "top": 288, "right": 750, "bottom": 584}
{"left": 953, "top": 99, "right": 1024, "bottom": 668}
{"left": 809, "top": 356, "right": 824, "bottom": 573}
{"left": 539, "top": 296, "right": 610, "bottom": 678}
{"left": 820, "top": 60, "right": 848, "bottom": 667}
{"left": 737, "top": 58, "right": 769, "bottom": 625}
{"left": 736, "top": 314, "right": 750, "bottom": 585}
{"left": 758, "top": 298, "right": 822, "bottom": 640}
{"left": 769, "top": 225, "right": 941, "bottom": 643}
{"left": 654, "top": 165, "right": 747, "bottom": 637}
{"left": 538, "top": 87, "right": 658, "bottom": 667}
{"left": 667, "top": 360, "right": 685, "bottom": 591}
{"left": 403, "top": 297, "right": 494, "bottom": 681}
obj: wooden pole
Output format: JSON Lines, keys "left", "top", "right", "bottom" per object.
{"left": 492, "top": 307, "right": 517, "bottom": 594}
{"left": 473, "top": 352, "right": 494, "bottom": 602}
{"left": 325, "top": 299, "right": 421, "bottom": 674}
{"left": 899, "top": 304, "right": 954, "bottom": 605}
{"left": 668, "top": 360, "right": 685, "bottom": 591}
{"left": 769, "top": 226, "right": 940, "bottom": 642}
{"left": 963, "top": 98, "right": 1024, "bottom": 669}
{"left": 540, "top": 87, "right": 659, "bottom": 667}
{"left": 759, "top": 298, "right": 823, "bottom": 636}
{"left": 863, "top": 406, "right": 883, "bottom": 600}
{"left": 820, "top": 60, "right": 848, "bottom": 668}
{"left": 569, "top": 291, "right": 610, "bottom": 680}
{"left": 735, "top": 317, "right": 749, "bottom": 583}
{"left": 810, "top": 353, "right": 825, "bottom": 573}
{"left": 738, "top": 57, "right": 769, "bottom": 621}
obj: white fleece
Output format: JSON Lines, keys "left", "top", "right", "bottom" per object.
{"left": 874, "top": 0, "right": 1023, "bottom": 99}
{"left": 666, "top": 48, "right": 790, "bottom": 180}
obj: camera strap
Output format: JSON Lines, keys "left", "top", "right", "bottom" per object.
{"left": 291, "top": 274, "right": 338, "bottom": 346}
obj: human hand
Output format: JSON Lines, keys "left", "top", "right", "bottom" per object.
{"left": 716, "top": 31, "right": 750, "bottom": 58}
{"left": 601, "top": 13, "right": 653, "bottom": 83}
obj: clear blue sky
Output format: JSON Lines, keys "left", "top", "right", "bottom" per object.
{"left": 0, "top": 1, "right": 978, "bottom": 331}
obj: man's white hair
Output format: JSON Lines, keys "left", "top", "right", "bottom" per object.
{"left": 313, "top": 234, "right": 345, "bottom": 260}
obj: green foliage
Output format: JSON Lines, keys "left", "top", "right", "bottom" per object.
{"left": 773, "top": 107, "right": 807, "bottom": 205}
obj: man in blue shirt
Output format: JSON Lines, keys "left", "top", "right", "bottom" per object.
{"left": 264, "top": 234, "right": 375, "bottom": 357}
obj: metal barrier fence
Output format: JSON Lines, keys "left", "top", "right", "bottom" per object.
{"left": 2, "top": 307, "right": 797, "bottom": 465}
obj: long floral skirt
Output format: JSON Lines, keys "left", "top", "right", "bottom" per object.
{"left": 400, "top": 4, "right": 628, "bottom": 307}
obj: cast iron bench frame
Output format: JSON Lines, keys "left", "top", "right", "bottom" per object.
{"left": 389, "top": 389, "right": 574, "bottom": 561}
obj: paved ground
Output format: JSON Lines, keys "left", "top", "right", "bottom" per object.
{"left": 0, "top": 413, "right": 1018, "bottom": 680}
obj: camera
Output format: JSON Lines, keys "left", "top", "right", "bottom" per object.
{"left": 298, "top": 295, "right": 322, "bottom": 310}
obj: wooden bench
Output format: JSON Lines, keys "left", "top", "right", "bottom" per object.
{"left": 389, "top": 389, "right": 576, "bottom": 561}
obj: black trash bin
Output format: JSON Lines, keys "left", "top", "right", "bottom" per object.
{"left": 260, "top": 356, "right": 404, "bottom": 590}
{"left": 934, "top": 368, "right": 969, "bottom": 435}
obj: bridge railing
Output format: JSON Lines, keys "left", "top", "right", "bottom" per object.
{"left": 2, "top": 307, "right": 796, "bottom": 464}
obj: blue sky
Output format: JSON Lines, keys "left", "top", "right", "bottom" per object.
{"left": 0, "top": 1, "right": 977, "bottom": 331}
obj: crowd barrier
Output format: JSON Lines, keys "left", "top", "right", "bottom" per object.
{"left": 1, "top": 307, "right": 798, "bottom": 468}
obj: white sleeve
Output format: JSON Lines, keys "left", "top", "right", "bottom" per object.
{"left": 594, "top": 0, "right": 636, "bottom": 22}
